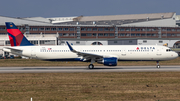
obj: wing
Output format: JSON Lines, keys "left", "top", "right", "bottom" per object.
{"left": 66, "top": 42, "right": 103, "bottom": 61}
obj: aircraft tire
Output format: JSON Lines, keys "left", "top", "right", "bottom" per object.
{"left": 88, "top": 64, "right": 94, "bottom": 69}
{"left": 156, "top": 65, "right": 160, "bottom": 69}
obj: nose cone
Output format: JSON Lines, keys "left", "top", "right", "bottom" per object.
{"left": 175, "top": 52, "right": 179, "bottom": 58}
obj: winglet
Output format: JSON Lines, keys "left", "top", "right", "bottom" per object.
{"left": 66, "top": 41, "right": 74, "bottom": 51}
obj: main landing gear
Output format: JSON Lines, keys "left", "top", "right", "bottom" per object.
{"left": 88, "top": 64, "right": 94, "bottom": 69}
{"left": 156, "top": 61, "right": 160, "bottom": 69}
{"left": 88, "top": 59, "right": 95, "bottom": 69}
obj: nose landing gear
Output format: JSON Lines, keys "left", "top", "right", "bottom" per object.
{"left": 156, "top": 61, "right": 160, "bottom": 68}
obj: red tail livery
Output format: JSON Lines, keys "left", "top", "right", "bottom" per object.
{"left": 5, "top": 22, "right": 33, "bottom": 46}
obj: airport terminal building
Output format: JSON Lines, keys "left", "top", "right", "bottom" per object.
{"left": 0, "top": 12, "right": 180, "bottom": 52}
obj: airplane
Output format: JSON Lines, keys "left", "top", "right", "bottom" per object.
{"left": 3, "top": 22, "right": 179, "bottom": 69}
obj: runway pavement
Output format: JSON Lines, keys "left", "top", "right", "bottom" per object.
{"left": 0, "top": 66, "right": 180, "bottom": 73}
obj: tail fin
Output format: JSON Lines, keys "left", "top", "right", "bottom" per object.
{"left": 5, "top": 22, "right": 33, "bottom": 46}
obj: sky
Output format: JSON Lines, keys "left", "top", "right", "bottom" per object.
{"left": 0, "top": 0, "right": 179, "bottom": 18}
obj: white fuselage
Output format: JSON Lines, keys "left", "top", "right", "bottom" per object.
{"left": 3, "top": 45, "right": 178, "bottom": 61}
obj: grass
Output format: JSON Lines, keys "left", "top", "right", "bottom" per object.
{"left": 0, "top": 57, "right": 179, "bottom": 100}
{"left": 0, "top": 57, "right": 179, "bottom": 67}
{"left": 0, "top": 72, "right": 180, "bottom": 101}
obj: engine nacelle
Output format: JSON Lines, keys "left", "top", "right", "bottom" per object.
{"left": 97, "top": 57, "right": 117, "bottom": 66}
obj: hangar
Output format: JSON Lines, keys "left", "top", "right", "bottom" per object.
{"left": 0, "top": 12, "right": 180, "bottom": 55}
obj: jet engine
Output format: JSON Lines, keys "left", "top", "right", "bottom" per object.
{"left": 97, "top": 57, "right": 117, "bottom": 66}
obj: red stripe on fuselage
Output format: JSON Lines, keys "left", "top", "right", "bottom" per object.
{"left": 7, "top": 29, "right": 24, "bottom": 46}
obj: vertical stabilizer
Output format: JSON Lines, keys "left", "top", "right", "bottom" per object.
{"left": 5, "top": 22, "right": 33, "bottom": 46}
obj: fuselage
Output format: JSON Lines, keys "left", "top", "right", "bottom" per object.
{"left": 4, "top": 45, "right": 178, "bottom": 61}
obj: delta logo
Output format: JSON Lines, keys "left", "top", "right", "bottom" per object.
{"left": 136, "top": 47, "right": 155, "bottom": 50}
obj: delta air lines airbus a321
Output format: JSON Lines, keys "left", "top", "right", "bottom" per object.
{"left": 3, "top": 22, "right": 178, "bottom": 69}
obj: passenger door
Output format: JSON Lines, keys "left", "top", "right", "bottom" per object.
{"left": 156, "top": 47, "right": 162, "bottom": 56}
{"left": 31, "top": 47, "right": 36, "bottom": 58}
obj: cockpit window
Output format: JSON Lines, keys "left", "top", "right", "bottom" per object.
{"left": 166, "top": 49, "right": 172, "bottom": 52}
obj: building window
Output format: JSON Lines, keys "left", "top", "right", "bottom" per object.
{"left": 152, "top": 34, "right": 156, "bottom": 36}
{"left": 136, "top": 34, "right": 141, "bottom": 36}
{"left": 58, "top": 28, "right": 62, "bottom": 31}
{"left": 45, "top": 28, "right": 50, "bottom": 31}
{"left": 40, "top": 40, "right": 55, "bottom": 45}
{"left": 159, "top": 41, "right": 163, "bottom": 43}
{"left": 126, "top": 34, "right": 130, "bottom": 36}
{"left": 104, "top": 33, "right": 108, "bottom": 36}
{"left": 167, "top": 29, "right": 171, "bottom": 31}
{"left": 30, "top": 41, "right": 38, "bottom": 45}
{"left": 98, "top": 33, "right": 103, "bottom": 36}
{"left": 93, "top": 28, "right": 97, "bottom": 31}
{"left": 0, "top": 27, "right": 5, "bottom": 30}
{"left": 51, "top": 28, "right": 56, "bottom": 31}
{"left": 81, "top": 28, "right": 86, "bottom": 31}
{"left": 162, "top": 34, "right": 166, "bottom": 36}
{"left": 6, "top": 41, "right": 10, "bottom": 45}
{"left": 31, "top": 28, "right": 38, "bottom": 31}
{"left": 131, "top": 28, "right": 136, "bottom": 31}
{"left": 147, "top": 34, "right": 151, "bottom": 36}
{"left": 167, "top": 34, "right": 171, "bottom": 36}
{"left": 172, "top": 29, "right": 176, "bottom": 31}
{"left": 172, "top": 34, "right": 175, "bottom": 36}
{"left": 110, "top": 28, "right": 114, "bottom": 31}
{"left": 120, "top": 34, "right": 125, "bottom": 36}
{"left": 143, "top": 40, "right": 147, "bottom": 43}
{"left": 131, "top": 34, "right": 135, "bottom": 36}
{"left": 104, "top": 28, "right": 109, "bottom": 31}
{"left": 109, "top": 33, "right": 114, "bottom": 36}
{"left": 119, "top": 28, "right": 125, "bottom": 31}
{"left": 63, "top": 33, "right": 69, "bottom": 36}
{"left": 81, "top": 33, "right": 86, "bottom": 36}
{"left": 152, "top": 29, "right": 156, "bottom": 31}
{"left": 69, "top": 33, "right": 75, "bottom": 36}
{"left": 141, "top": 34, "right": 145, "bottom": 36}
{"left": 142, "top": 28, "right": 146, "bottom": 31}
{"left": 137, "top": 28, "right": 141, "bottom": 31}
{"left": 63, "top": 28, "right": 69, "bottom": 31}
{"left": 177, "top": 29, "right": 180, "bottom": 31}
{"left": 39, "top": 28, "right": 44, "bottom": 31}
{"left": 162, "top": 29, "right": 166, "bottom": 31}
{"left": 98, "top": 28, "right": 104, "bottom": 31}
{"left": 93, "top": 33, "right": 97, "bottom": 36}
{"left": 114, "top": 41, "right": 117, "bottom": 43}
{"left": 0, "top": 33, "right": 6, "bottom": 35}
{"left": 87, "top": 33, "right": 92, "bottom": 36}
{"left": 126, "top": 28, "right": 130, "bottom": 31}
{"left": 69, "top": 28, "right": 75, "bottom": 31}
{"left": 19, "top": 27, "right": 25, "bottom": 31}
{"left": 87, "top": 28, "right": 92, "bottom": 31}
{"left": 147, "top": 29, "right": 151, "bottom": 31}
{"left": 59, "top": 33, "right": 63, "bottom": 36}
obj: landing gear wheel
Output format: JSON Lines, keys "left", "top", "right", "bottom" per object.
{"left": 156, "top": 61, "right": 160, "bottom": 69}
{"left": 88, "top": 64, "right": 94, "bottom": 69}
{"left": 156, "top": 65, "right": 160, "bottom": 69}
